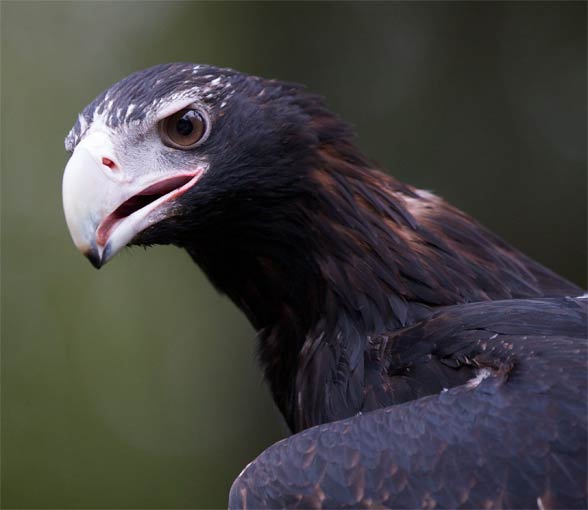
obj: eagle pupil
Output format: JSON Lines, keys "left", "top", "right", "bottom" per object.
{"left": 176, "top": 116, "right": 193, "bottom": 137}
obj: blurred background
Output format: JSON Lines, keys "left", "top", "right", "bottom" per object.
{"left": 1, "top": 2, "right": 586, "bottom": 508}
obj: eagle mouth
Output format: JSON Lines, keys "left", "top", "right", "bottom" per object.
{"left": 96, "top": 171, "right": 202, "bottom": 247}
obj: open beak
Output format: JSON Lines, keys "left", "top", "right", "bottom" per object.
{"left": 62, "top": 132, "right": 202, "bottom": 268}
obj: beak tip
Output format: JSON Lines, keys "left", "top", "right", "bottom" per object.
{"left": 83, "top": 248, "right": 103, "bottom": 269}
{"left": 82, "top": 241, "right": 113, "bottom": 269}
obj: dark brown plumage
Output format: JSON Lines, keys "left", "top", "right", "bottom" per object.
{"left": 231, "top": 297, "right": 587, "bottom": 509}
{"left": 62, "top": 63, "right": 587, "bottom": 509}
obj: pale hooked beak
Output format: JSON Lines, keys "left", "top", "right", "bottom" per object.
{"left": 62, "top": 132, "right": 203, "bottom": 268}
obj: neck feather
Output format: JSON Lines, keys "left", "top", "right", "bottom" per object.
{"left": 186, "top": 140, "right": 578, "bottom": 431}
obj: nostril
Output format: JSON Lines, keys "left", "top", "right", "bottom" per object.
{"left": 102, "top": 157, "right": 117, "bottom": 170}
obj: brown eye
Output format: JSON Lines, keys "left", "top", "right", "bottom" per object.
{"left": 159, "top": 108, "right": 207, "bottom": 149}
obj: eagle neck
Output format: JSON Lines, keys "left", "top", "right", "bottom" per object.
{"left": 186, "top": 142, "right": 579, "bottom": 432}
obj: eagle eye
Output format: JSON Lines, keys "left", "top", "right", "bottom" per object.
{"left": 159, "top": 108, "right": 207, "bottom": 149}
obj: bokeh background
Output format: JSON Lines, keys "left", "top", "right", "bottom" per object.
{"left": 2, "top": 2, "right": 586, "bottom": 508}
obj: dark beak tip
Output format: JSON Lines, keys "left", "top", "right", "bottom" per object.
{"left": 83, "top": 250, "right": 103, "bottom": 269}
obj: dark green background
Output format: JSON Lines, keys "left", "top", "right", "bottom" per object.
{"left": 2, "top": 2, "right": 586, "bottom": 508}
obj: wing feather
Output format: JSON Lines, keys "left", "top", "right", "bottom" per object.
{"left": 230, "top": 298, "right": 587, "bottom": 509}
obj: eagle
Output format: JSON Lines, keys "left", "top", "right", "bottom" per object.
{"left": 62, "top": 63, "right": 587, "bottom": 509}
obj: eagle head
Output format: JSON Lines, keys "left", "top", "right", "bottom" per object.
{"left": 63, "top": 63, "right": 340, "bottom": 268}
